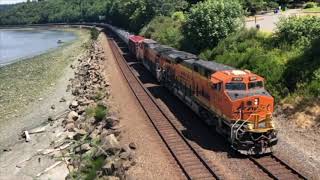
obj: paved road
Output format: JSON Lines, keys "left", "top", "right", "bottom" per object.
{"left": 245, "top": 9, "right": 302, "bottom": 32}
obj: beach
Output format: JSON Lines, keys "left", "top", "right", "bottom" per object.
{"left": 0, "top": 28, "right": 90, "bottom": 148}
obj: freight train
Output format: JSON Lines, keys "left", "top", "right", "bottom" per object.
{"left": 104, "top": 24, "right": 278, "bottom": 155}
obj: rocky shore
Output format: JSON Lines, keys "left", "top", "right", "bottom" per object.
{"left": 62, "top": 40, "right": 136, "bottom": 179}
{"left": 0, "top": 31, "right": 135, "bottom": 180}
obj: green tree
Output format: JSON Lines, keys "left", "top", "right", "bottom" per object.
{"left": 275, "top": 16, "right": 320, "bottom": 47}
{"left": 183, "top": 0, "right": 244, "bottom": 52}
{"left": 140, "top": 15, "right": 185, "bottom": 49}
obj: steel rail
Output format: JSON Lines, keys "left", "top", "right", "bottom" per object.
{"left": 249, "top": 154, "right": 307, "bottom": 180}
{"left": 106, "top": 32, "right": 219, "bottom": 180}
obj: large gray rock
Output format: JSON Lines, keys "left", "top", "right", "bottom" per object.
{"left": 70, "top": 100, "right": 79, "bottom": 108}
{"left": 66, "top": 123, "right": 75, "bottom": 132}
{"left": 101, "top": 134, "right": 120, "bottom": 152}
{"left": 68, "top": 111, "right": 79, "bottom": 121}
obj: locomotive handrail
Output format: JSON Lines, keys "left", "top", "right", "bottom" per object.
{"left": 230, "top": 113, "right": 256, "bottom": 144}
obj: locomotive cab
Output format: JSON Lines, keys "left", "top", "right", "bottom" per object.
{"left": 210, "top": 70, "right": 278, "bottom": 154}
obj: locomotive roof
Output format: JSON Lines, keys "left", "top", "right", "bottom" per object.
{"left": 153, "top": 45, "right": 173, "bottom": 53}
{"left": 143, "top": 39, "right": 157, "bottom": 44}
{"left": 194, "top": 60, "right": 234, "bottom": 73}
{"left": 162, "top": 50, "right": 197, "bottom": 63}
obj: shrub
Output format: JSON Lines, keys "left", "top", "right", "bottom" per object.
{"left": 90, "top": 28, "right": 99, "bottom": 40}
{"left": 86, "top": 104, "right": 107, "bottom": 121}
{"left": 94, "top": 104, "right": 107, "bottom": 121}
{"left": 268, "top": 1, "right": 279, "bottom": 9}
{"left": 183, "top": 0, "right": 244, "bottom": 52}
{"left": 171, "top": 11, "right": 186, "bottom": 22}
{"left": 282, "top": 38, "right": 320, "bottom": 94}
{"left": 304, "top": 2, "right": 317, "bottom": 9}
{"left": 140, "top": 15, "right": 184, "bottom": 49}
{"left": 275, "top": 16, "right": 320, "bottom": 47}
{"left": 200, "top": 29, "right": 289, "bottom": 100}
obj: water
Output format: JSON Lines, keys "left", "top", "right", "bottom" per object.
{"left": 0, "top": 28, "right": 76, "bottom": 66}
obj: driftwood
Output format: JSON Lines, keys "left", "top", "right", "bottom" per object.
{"left": 57, "top": 142, "right": 73, "bottom": 150}
{"left": 24, "top": 131, "right": 31, "bottom": 142}
{"left": 29, "top": 126, "right": 47, "bottom": 134}
{"left": 41, "top": 149, "right": 56, "bottom": 155}
{"left": 36, "top": 161, "right": 62, "bottom": 177}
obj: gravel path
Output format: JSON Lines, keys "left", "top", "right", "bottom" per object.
{"left": 245, "top": 9, "right": 302, "bottom": 32}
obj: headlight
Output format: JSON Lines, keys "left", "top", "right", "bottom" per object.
{"left": 266, "top": 120, "right": 275, "bottom": 128}
{"left": 254, "top": 98, "right": 259, "bottom": 105}
{"left": 247, "top": 123, "right": 254, "bottom": 130}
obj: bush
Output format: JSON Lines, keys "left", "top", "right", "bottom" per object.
{"left": 86, "top": 104, "right": 107, "bottom": 121}
{"left": 275, "top": 16, "right": 320, "bottom": 47}
{"left": 200, "top": 29, "right": 289, "bottom": 100}
{"left": 171, "top": 11, "right": 186, "bottom": 22}
{"left": 268, "top": 1, "right": 279, "bottom": 9}
{"left": 304, "top": 2, "right": 317, "bottom": 9}
{"left": 140, "top": 15, "right": 184, "bottom": 49}
{"left": 183, "top": 0, "right": 244, "bottom": 52}
{"left": 90, "top": 28, "right": 99, "bottom": 40}
{"left": 283, "top": 38, "right": 320, "bottom": 94}
{"left": 94, "top": 104, "right": 107, "bottom": 121}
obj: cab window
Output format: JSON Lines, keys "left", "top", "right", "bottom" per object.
{"left": 249, "top": 81, "right": 263, "bottom": 89}
{"left": 225, "top": 83, "right": 246, "bottom": 90}
{"left": 212, "top": 83, "right": 222, "bottom": 91}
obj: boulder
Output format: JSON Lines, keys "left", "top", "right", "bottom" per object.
{"left": 73, "top": 128, "right": 87, "bottom": 140}
{"left": 66, "top": 123, "right": 75, "bottom": 132}
{"left": 77, "top": 106, "right": 86, "bottom": 115}
{"left": 129, "top": 142, "right": 137, "bottom": 150}
{"left": 67, "top": 111, "right": 79, "bottom": 121}
{"left": 119, "top": 151, "right": 133, "bottom": 161}
{"left": 102, "top": 161, "right": 115, "bottom": 176}
{"left": 101, "top": 134, "right": 120, "bottom": 152}
{"left": 105, "top": 116, "right": 120, "bottom": 128}
{"left": 70, "top": 100, "right": 79, "bottom": 108}
{"left": 81, "top": 143, "right": 91, "bottom": 151}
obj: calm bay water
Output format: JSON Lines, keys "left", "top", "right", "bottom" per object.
{"left": 0, "top": 28, "right": 76, "bottom": 66}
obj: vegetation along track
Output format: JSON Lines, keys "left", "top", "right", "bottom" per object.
{"left": 106, "top": 32, "right": 219, "bottom": 180}
{"left": 249, "top": 154, "right": 307, "bottom": 180}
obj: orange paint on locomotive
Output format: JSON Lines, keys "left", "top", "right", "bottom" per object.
{"left": 128, "top": 35, "right": 277, "bottom": 154}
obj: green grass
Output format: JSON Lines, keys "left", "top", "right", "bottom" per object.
{"left": 85, "top": 104, "right": 108, "bottom": 121}
{"left": 0, "top": 28, "right": 90, "bottom": 122}
{"left": 303, "top": 7, "right": 320, "bottom": 13}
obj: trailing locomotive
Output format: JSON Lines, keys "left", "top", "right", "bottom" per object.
{"left": 108, "top": 25, "right": 278, "bottom": 155}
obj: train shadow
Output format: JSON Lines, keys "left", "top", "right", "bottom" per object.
{"left": 105, "top": 31, "right": 246, "bottom": 159}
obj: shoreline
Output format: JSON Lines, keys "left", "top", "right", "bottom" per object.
{"left": 0, "top": 28, "right": 77, "bottom": 67}
{"left": 0, "top": 28, "right": 91, "bottom": 148}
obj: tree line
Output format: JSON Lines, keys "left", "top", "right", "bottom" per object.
{"left": 1, "top": 0, "right": 319, "bottom": 101}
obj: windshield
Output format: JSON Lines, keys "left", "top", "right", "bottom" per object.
{"left": 225, "top": 83, "right": 246, "bottom": 90}
{"left": 249, "top": 81, "right": 263, "bottom": 89}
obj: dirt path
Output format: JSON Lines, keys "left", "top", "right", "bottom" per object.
{"left": 100, "top": 33, "right": 183, "bottom": 179}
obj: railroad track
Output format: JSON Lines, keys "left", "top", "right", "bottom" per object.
{"left": 249, "top": 154, "right": 307, "bottom": 180}
{"left": 107, "top": 34, "right": 219, "bottom": 180}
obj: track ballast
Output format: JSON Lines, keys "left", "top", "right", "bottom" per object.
{"left": 107, "top": 34, "right": 219, "bottom": 180}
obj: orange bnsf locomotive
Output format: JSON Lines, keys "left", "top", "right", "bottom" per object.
{"left": 109, "top": 25, "right": 278, "bottom": 155}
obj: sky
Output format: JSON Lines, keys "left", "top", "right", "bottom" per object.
{"left": 0, "top": 0, "right": 27, "bottom": 4}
